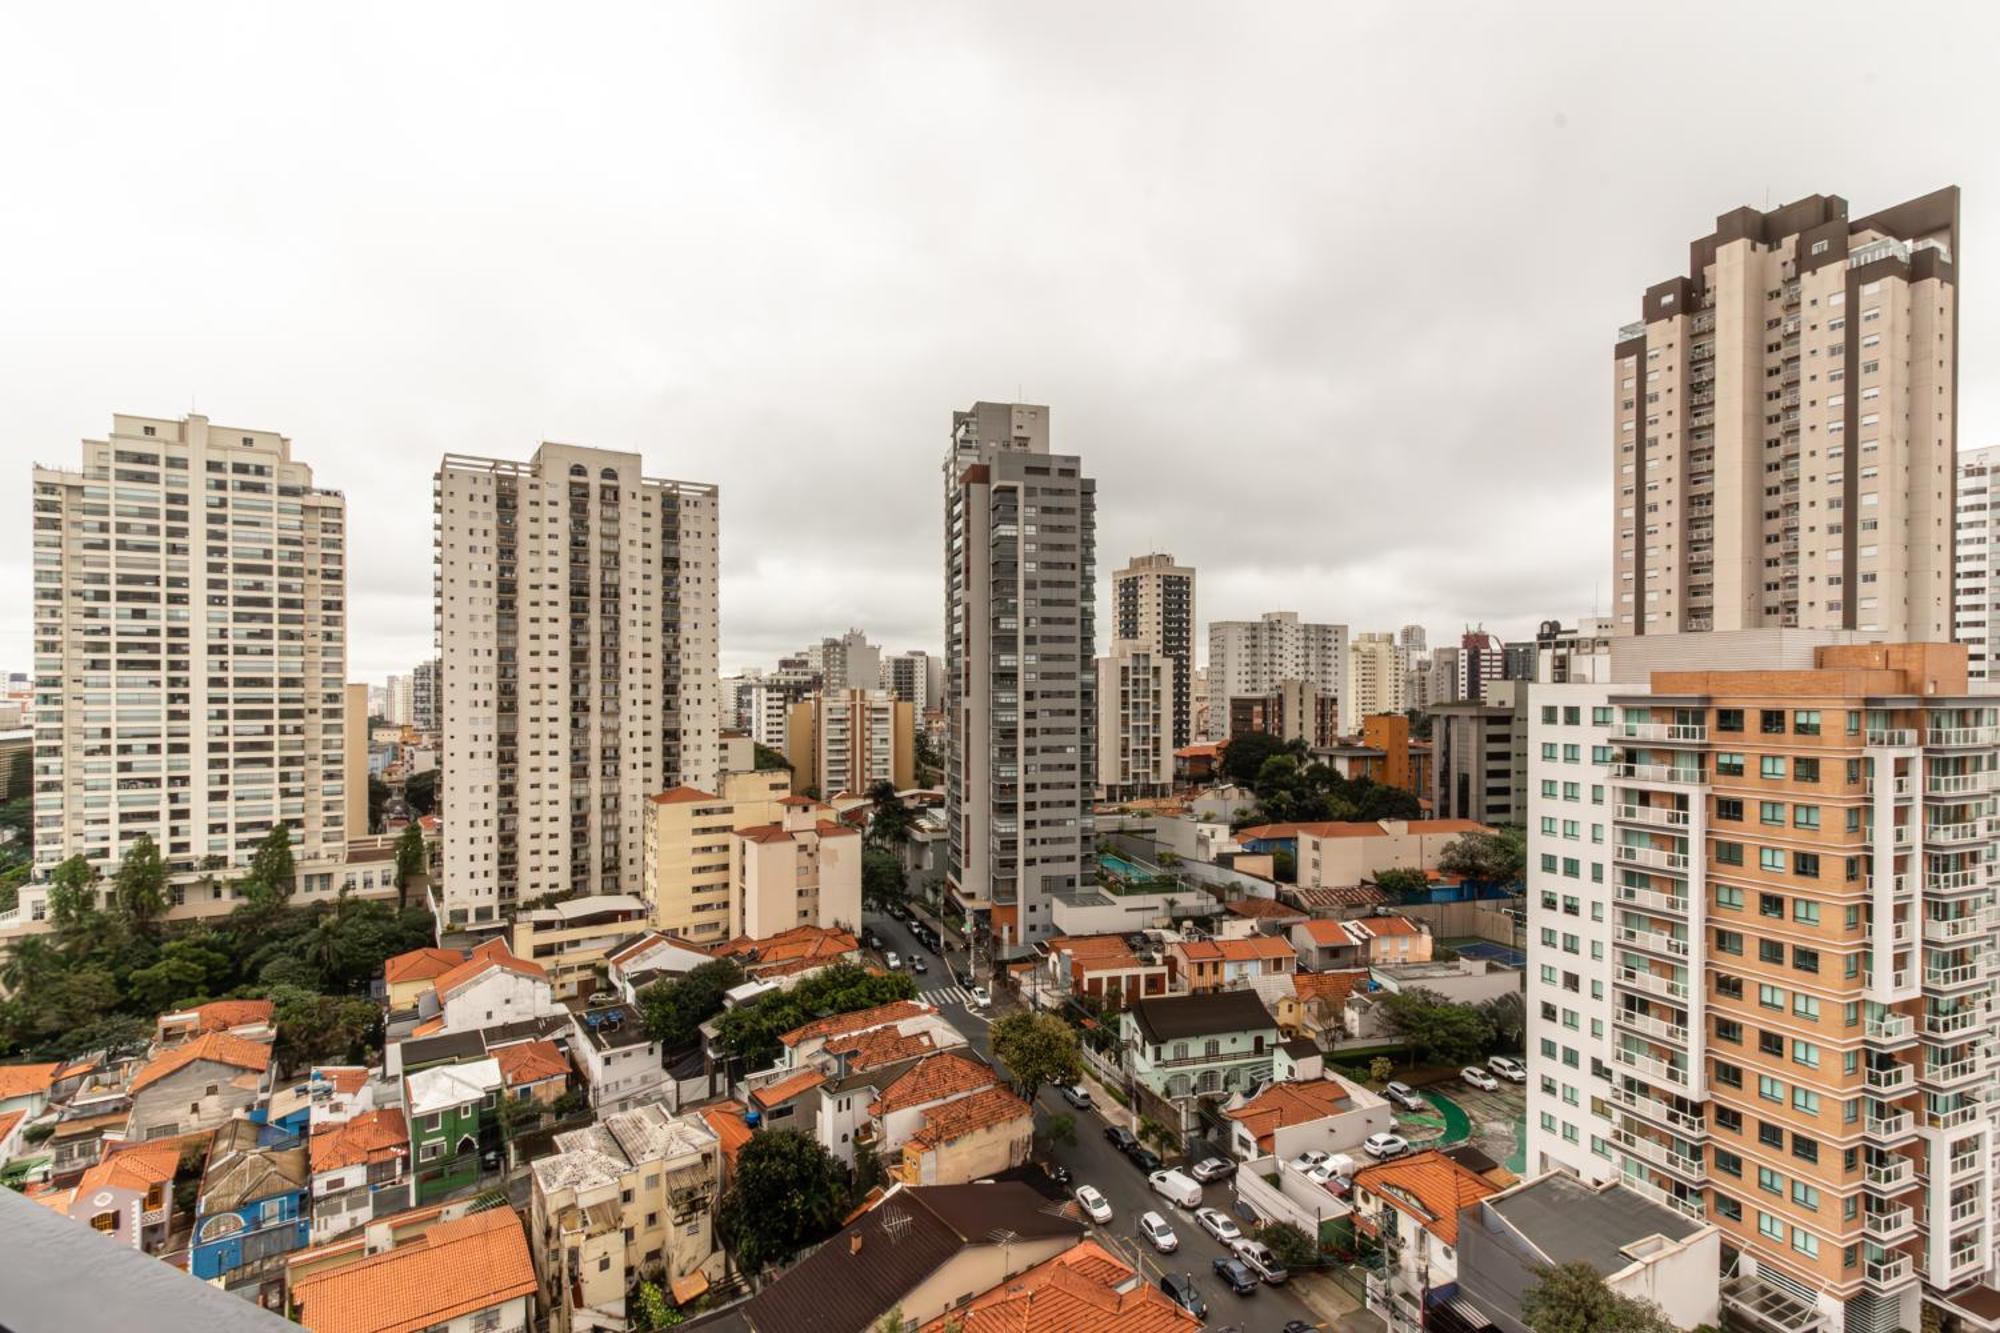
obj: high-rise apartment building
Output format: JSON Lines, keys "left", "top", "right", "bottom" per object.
{"left": 410, "top": 658, "right": 440, "bottom": 733}
{"left": 384, "top": 672, "right": 411, "bottom": 726}
{"left": 784, "top": 688, "right": 914, "bottom": 798}
{"left": 25, "top": 413, "right": 354, "bottom": 901}
{"left": 943, "top": 402, "right": 1095, "bottom": 951}
{"left": 1613, "top": 190, "right": 1959, "bottom": 640}
{"left": 1399, "top": 624, "right": 1428, "bottom": 656}
{"left": 1096, "top": 642, "right": 1174, "bottom": 800}
{"left": 1459, "top": 628, "right": 1506, "bottom": 703}
{"left": 1529, "top": 639, "right": 1999, "bottom": 1332}
{"left": 1345, "top": 631, "right": 1407, "bottom": 733}
{"left": 1112, "top": 553, "right": 1195, "bottom": 751}
{"left": 641, "top": 770, "right": 789, "bottom": 944}
{"left": 1954, "top": 447, "right": 1996, "bottom": 681}
{"left": 1429, "top": 681, "right": 1526, "bottom": 826}
{"left": 810, "top": 629, "right": 880, "bottom": 693}
{"left": 1208, "top": 612, "right": 1346, "bottom": 734}
{"left": 880, "top": 649, "right": 944, "bottom": 715}
{"left": 435, "top": 443, "right": 718, "bottom": 930}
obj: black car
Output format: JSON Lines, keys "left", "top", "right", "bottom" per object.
{"left": 1210, "top": 1257, "right": 1260, "bottom": 1297}
{"left": 1128, "top": 1146, "right": 1163, "bottom": 1173}
{"left": 1104, "top": 1125, "right": 1139, "bottom": 1153}
{"left": 1158, "top": 1274, "right": 1208, "bottom": 1320}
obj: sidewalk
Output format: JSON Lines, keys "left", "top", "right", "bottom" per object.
{"left": 1070, "top": 1063, "right": 1140, "bottom": 1134}
{"left": 1292, "top": 1271, "right": 1385, "bottom": 1333}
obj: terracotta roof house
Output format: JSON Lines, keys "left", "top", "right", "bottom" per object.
{"left": 127, "top": 1033, "right": 274, "bottom": 1142}
{"left": 918, "top": 1237, "right": 1200, "bottom": 1333}
{"left": 493, "top": 1039, "right": 570, "bottom": 1105}
{"left": 55, "top": 1139, "right": 181, "bottom": 1252}
{"left": 1353, "top": 1149, "right": 1501, "bottom": 1317}
{"left": 155, "top": 999, "right": 275, "bottom": 1046}
{"left": 290, "top": 1206, "right": 538, "bottom": 1333}
{"left": 306, "top": 1108, "right": 415, "bottom": 1243}
{"left": 894, "top": 1085, "right": 1033, "bottom": 1186}
{"left": 1221, "top": 1073, "right": 1389, "bottom": 1160}
{"left": 0, "top": 1061, "right": 61, "bottom": 1117}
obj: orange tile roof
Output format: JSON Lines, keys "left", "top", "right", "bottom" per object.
{"left": 713, "top": 924, "right": 858, "bottom": 967}
{"left": 1352, "top": 914, "right": 1425, "bottom": 938}
{"left": 1292, "top": 970, "right": 1368, "bottom": 1005}
{"left": 0, "top": 1110, "right": 24, "bottom": 1144}
{"left": 1216, "top": 936, "right": 1294, "bottom": 961}
{"left": 1227, "top": 897, "right": 1303, "bottom": 920}
{"left": 737, "top": 823, "right": 796, "bottom": 844}
{"left": 871, "top": 1053, "right": 996, "bottom": 1116}
{"left": 777, "top": 795, "right": 825, "bottom": 808}
{"left": 432, "top": 939, "right": 548, "bottom": 999}
{"left": 907, "top": 1084, "right": 1032, "bottom": 1150}
{"left": 698, "top": 1100, "right": 753, "bottom": 1169}
{"left": 291, "top": 1206, "right": 538, "bottom": 1333}
{"left": 1224, "top": 1078, "right": 1352, "bottom": 1151}
{"left": 311, "top": 1108, "right": 410, "bottom": 1173}
{"left": 1046, "top": 934, "right": 1138, "bottom": 961}
{"left": 921, "top": 1238, "right": 1198, "bottom": 1333}
{"left": 828, "top": 1027, "right": 937, "bottom": 1070}
{"left": 752, "top": 1069, "right": 826, "bottom": 1108}
{"left": 383, "top": 947, "right": 464, "bottom": 986}
{"left": 410, "top": 1016, "right": 446, "bottom": 1038}
{"left": 321, "top": 1066, "right": 371, "bottom": 1095}
{"left": 1298, "top": 918, "right": 1350, "bottom": 945}
{"left": 1176, "top": 939, "right": 1222, "bottom": 962}
{"left": 815, "top": 819, "right": 861, "bottom": 837}
{"left": 650, "top": 784, "right": 719, "bottom": 804}
{"left": 77, "top": 1139, "right": 181, "bottom": 1196}
{"left": 493, "top": 1039, "right": 569, "bottom": 1089}
{"left": 0, "top": 1061, "right": 60, "bottom": 1100}
{"left": 130, "top": 1031, "right": 272, "bottom": 1093}
{"left": 1353, "top": 1149, "right": 1499, "bottom": 1246}
{"left": 780, "top": 1000, "right": 928, "bottom": 1047}
{"left": 174, "top": 999, "right": 274, "bottom": 1034}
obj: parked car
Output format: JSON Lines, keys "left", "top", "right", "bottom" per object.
{"left": 1288, "top": 1150, "right": 1330, "bottom": 1174}
{"left": 1138, "top": 1210, "right": 1179, "bottom": 1253}
{"left": 1488, "top": 1054, "right": 1527, "bottom": 1082}
{"left": 1190, "top": 1157, "right": 1236, "bottom": 1182}
{"left": 969, "top": 985, "right": 990, "bottom": 1008}
{"left": 884, "top": 952, "right": 903, "bottom": 971}
{"left": 1383, "top": 1080, "right": 1427, "bottom": 1112}
{"left": 1363, "top": 1132, "right": 1410, "bottom": 1159}
{"left": 1194, "top": 1207, "right": 1242, "bottom": 1244}
{"left": 1061, "top": 1084, "right": 1094, "bottom": 1110}
{"left": 1460, "top": 1065, "right": 1500, "bottom": 1092}
{"left": 1282, "top": 1322, "right": 1317, "bottom": 1333}
{"left": 1128, "top": 1146, "right": 1163, "bottom": 1173}
{"left": 909, "top": 956, "right": 928, "bottom": 974}
{"left": 1075, "top": 1185, "right": 1113, "bottom": 1224}
{"left": 1105, "top": 1125, "right": 1139, "bottom": 1153}
{"left": 1125, "top": 932, "right": 1150, "bottom": 952}
{"left": 1148, "top": 1169, "right": 1203, "bottom": 1209}
{"left": 1159, "top": 1274, "right": 1207, "bottom": 1320}
{"left": 1210, "top": 1256, "right": 1260, "bottom": 1297}
{"left": 1303, "top": 1153, "right": 1355, "bottom": 1186}
{"left": 1230, "top": 1239, "right": 1290, "bottom": 1285}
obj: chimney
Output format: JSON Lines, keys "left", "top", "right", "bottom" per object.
{"left": 850, "top": 1232, "right": 864, "bottom": 1255}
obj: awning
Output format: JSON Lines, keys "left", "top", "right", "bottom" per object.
{"left": 670, "top": 1269, "right": 710, "bottom": 1305}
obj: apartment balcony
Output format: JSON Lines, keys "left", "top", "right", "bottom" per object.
{"left": 1928, "top": 821, "right": 1985, "bottom": 847}
{"left": 1614, "top": 1009, "right": 1691, "bottom": 1046}
{"left": 1924, "top": 1055, "right": 1989, "bottom": 1090}
{"left": 1926, "top": 866, "right": 1989, "bottom": 896}
{"left": 1924, "top": 911, "right": 1999, "bottom": 944}
{"left": 1863, "top": 1062, "right": 1915, "bottom": 1096}
{"left": 1925, "top": 1009, "right": 1984, "bottom": 1040}
{"left": 1612, "top": 1047, "right": 1691, "bottom": 1090}
{"left": 1616, "top": 967, "right": 1690, "bottom": 1002}
{"left": 1609, "top": 1082, "right": 1706, "bottom": 1137}
{"left": 1614, "top": 883, "right": 1689, "bottom": 916}
{"left": 1947, "top": 1150, "right": 1984, "bottom": 1181}
{"left": 1863, "top": 1157, "right": 1917, "bottom": 1193}
{"left": 1865, "top": 1013, "right": 1917, "bottom": 1045}
{"left": 1615, "top": 722, "right": 1708, "bottom": 744}
{"left": 1864, "top": 1205, "right": 1917, "bottom": 1242}
{"left": 1929, "top": 726, "right": 2000, "bottom": 748}
{"left": 1868, "top": 729, "right": 1919, "bottom": 747}
{"left": 1614, "top": 803, "right": 1690, "bottom": 830}
{"left": 1611, "top": 762, "right": 1707, "bottom": 788}
{"left": 1865, "top": 1110, "right": 1918, "bottom": 1142}
{"left": 1616, "top": 1172, "right": 1707, "bottom": 1223}
{"left": 1927, "top": 771, "right": 1998, "bottom": 797}
{"left": 1862, "top": 1253, "right": 1914, "bottom": 1290}
{"left": 1615, "top": 925, "right": 1689, "bottom": 959}
{"left": 1612, "top": 1128, "right": 1705, "bottom": 1181}
{"left": 1923, "top": 959, "right": 1991, "bottom": 991}
{"left": 1866, "top": 775, "right": 1915, "bottom": 797}
{"left": 1927, "top": 1102, "right": 1987, "bottom": 1132}
{"left": 1614, "top": 844, "right": 1691, "bottom": 874}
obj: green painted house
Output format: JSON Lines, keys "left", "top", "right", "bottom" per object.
{"left": 404, "top": 1056, "right": 502, "bottom": 1204}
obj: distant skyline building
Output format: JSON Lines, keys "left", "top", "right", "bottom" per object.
{"left": 1955, "top": 446, "right": 1997, "bottom": 680}
{"left": 1096, "top": 641, "right": 1175, "bottom": 800}
{"left": 1612, "top": 188, "right": 1959, "bottom": 640}
{"left": 1207, "top": 612, "right": 1346, "bottom": 739}
{"left": 1344, "top": 630, "right": 1407, "bottom": 732}
{"left": 1459, "top": 628, "right": 1505, "bottom": 703}
{"left": 808, "top": 629, "right": 880, "bottom": 693}
{"left": 410, "top": 658, "right": 440, "bottom": 733}
{"left": 880, "top": 649, "right": 944, "bottom": 715}
{"left": 435, "top": 442, "right": 718, "bottom": 929}
{"left": 1111, "top": 553, "right": 1195, "bottom": 751}
{"left": 944, "top": 402, "right": 1095, "bottom": 951}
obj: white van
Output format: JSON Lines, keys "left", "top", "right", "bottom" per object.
{"left": 1147, "top": 1168, "right": 1203, "bottom": 1210}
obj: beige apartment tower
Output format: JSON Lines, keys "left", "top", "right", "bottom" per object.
{"left": 641, "top": 770, "right": 789, "bottom": 944}
{"left": 1614, "top": 189, "right": 1958, "bottom": 640}
{"left": 783, "top": 688, "right": 914, "bottom": 798}
{"left": 1096, "top": 641, "right": 1175, "bottom": 800}
{"left": 435, "top": 443, "right": 719, "bottom": 930}
{"left": 1345, "top": 631, "right": 1407, "bottom": 733}
{"left": 1111, "top": 553, "right": 1194, "bottom": 751}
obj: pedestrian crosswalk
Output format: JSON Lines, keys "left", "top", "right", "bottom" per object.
{"left": 921, "top": 984, "right": 971, "bottom": 1007}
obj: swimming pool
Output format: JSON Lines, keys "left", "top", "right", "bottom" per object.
{"left": 1099, "top": 852, "right": 1146, "bottom": 879}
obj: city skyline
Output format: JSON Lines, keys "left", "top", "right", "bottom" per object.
{"left": 9, "top": 7, "right": 2000, "bottom": 679}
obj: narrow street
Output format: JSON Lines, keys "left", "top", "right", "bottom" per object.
{"left": 862, "top": 907, "right": 1377, "bottom": 1332}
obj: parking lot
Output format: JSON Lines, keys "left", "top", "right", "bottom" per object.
{"left": 1400, "top": 1071, "right": 1527, "bottom": 1172}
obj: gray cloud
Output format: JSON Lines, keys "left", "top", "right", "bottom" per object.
{"left": 2, "top": 1, "right": 1997, "bottom": 680}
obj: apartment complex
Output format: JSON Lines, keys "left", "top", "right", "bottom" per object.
{"left": 1207, "top": 612, "right": 1346, "bottom": 732}
{"left": 1955, "top": 447, "right": 1997, "bottom": 681}
{"left": 1532, "top": 640, "right": 2000, "bottom": 1333}
{"left": 811, "top": 629, "right": 880, "bottom": 693}
{"left": 409, "top": 658, "right": 439, "bottom": 733}
{"left": 880, "top": 649, "right": 944, "bottom": 714}
{"left": 1346, "top": 631, "right": 1407, "bottom": 732}
{"left": 943, "top": 401, "right": 1096, "bottom": 951}
{"left": 1096, "top": 641, "right": 1175, "bottom": 800}
{"left": 785, "top": 688, "right": 913, "bottom": 798}
{"left": 1429, "top": 681, "right": 1526, "bottom": 825}
{"left": 1459, "top": 628, "right": 1506, "bottom": 703}
{"left": 1111, "top": 553, "right": 1194, "bottom": 750}
{"left": 736, "top": 801, "right": 862, "bottom": 938}
{"left": 640, "top": 769, "right": 790, "bottom": 944}
{"left": 24, "top": 413, "right": 356, "bottom": 913}
{"left": 1613, "top": 189, "right": 1959, "bottom": 641}
{"left": 434, "top": 443, "right": 719, "bottom": 929}
{"left": 1227, "top": 679, "right": 1339, "bottom": 749}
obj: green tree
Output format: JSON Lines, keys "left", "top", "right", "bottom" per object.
{"left": 1271, "top": 847, "right": 1297, "bottom": 883}
{"left": 1436, "top": 827, "right": 1527, "bottom": 885}
{"left": 45, "top": 854, "right": 104, "bottom": 948}
{"left": 716, "top": 1129, "right": 848, "bottom": 1272}
{"left": 865, "top": 781, "right": 915, "bottom": 847}
{"left": 1252, "top": 1220, "right": 1320, "bottom": 1270}
{"left": 1367, "top": 1056, "right": 1396, "bottom": 1085}
{"left": 638, "top": 958, "right": 747, "bottom": 1049}
{"left": 266, "top": 984, "right": 380, "bottom": 1072}
{"left": 862, "top": 846, "right": 906, "bottom": 909}
{"left": 1481, "top": 991, "right": 1527, "bottom": 1051}
{"left": 1039, "top": 1110, "right": 1077, "bottom": 1150}
{"left": 753, "top": 744, "right": 791, "bottom": 773}
{"left": 404, "top": 768, "right": 439, "bottom": 816}
{"left": 367, "top": 775, "right": 390, "bottom": 834}
{"left": 110, "top": 835, "right": 169, "bottom": 933}
{"left": 989, "top": 1010, "right": 1082, "bottom": 1105}
{"left": 634, "top": 1281, "right": 685, "bottom": 1329}
{"left": 243, "top": 824, "right": 298, "bottom": 910}
{"left": 1520, "top": 1260, "right": 1678, "bottom": 1333}
{"left": 1371, "top": 866, "right": 1432, "bottom": 900}
{"left": 126, "top": 955, "right": 212, "bottom": 1013}
{"left": 392, "top": 822, "right": 427, "bottom": 909}
{"left": 712, "top": 963, "right": 917, "bottom": 1071}
{"left": 1379, "top": 987, "right": 1496, "bottom": 1067}
{"left": 1220, "top": 732, "right": 1301, "bottom": 788}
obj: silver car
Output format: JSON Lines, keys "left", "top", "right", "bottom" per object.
{"left": 1138, "top": 1210, "right": 1179, "bottom": 1253}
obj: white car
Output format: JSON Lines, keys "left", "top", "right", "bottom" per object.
{"left": 969, "top": 985, "right": 991, "bottom": 1008}
{"left": 1382, "top": 1080, "right": 1427, "bottom": 1112}
{"left": 1190, "top": 1157, "right": 1236, "bottom": 1183}
{"left": 1488, "top": 1055, "right": 1527, "bottom": 1082}
{"left": 1194, "top": 1207, "right": 1242, "bottom": 1244}
{"left": 1288, "top": 1150, "right": 1331, "bottom": 1174}
{"left": 1075, "top": 1185, "right": 1113, "bottom": 1224}
{"left": 1363, "top": 1132, "right": 1410, "bottom": 1160}
{"left": 1461, "top": 1066, "right": 1500, "bottom": 1092}
{"left": 1303, "top": 1160, "right": 1344, "bottom": 1186}
{"left": 1138, "top": 1210, "right": 1179, "bottom": 1253}
{"left": 884, "top": 952, "right": 902, "bottom": 970}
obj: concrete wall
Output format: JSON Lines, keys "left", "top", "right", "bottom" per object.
{"left": 1233, "top": 1154, "right": 1353, "bottom": 1234}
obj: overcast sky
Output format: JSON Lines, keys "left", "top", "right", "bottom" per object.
{"left": 5, "top": 2, "right": 1999, "bottom": 680}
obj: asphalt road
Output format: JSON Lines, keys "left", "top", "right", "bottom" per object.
{"left": 861, "top": 909, "right": 1328, "bottom": 1331}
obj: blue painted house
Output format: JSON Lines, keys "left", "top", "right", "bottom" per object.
{"left": 190, "top": 1117, "right": 310, "bottom": 1283}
